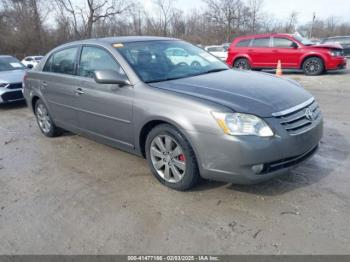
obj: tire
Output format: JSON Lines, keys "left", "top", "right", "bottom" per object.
{"left": 34, "top": 99, "right": 63, "bottom": 137}
{"left": 233, "top": 58, "right": 251, "bottom": 70}
{"left": 302, "top": 57, "right": 324, "bottom": 76}
{"left": 145, "top": 124, "right": 200, "bottom": 191}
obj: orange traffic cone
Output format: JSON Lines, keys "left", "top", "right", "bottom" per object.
{"left": 276, "top": 60, "right": 283, "bottom": 76}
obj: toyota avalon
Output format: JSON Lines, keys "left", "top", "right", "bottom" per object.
{"left": 23, "top": 37, "right": 323, "bottom": 190}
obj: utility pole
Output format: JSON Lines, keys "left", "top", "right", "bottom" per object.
{"left": 138, "top": 9, "right": 142, "bottom": 35}
{"left": 310, "top": 12, "right": 316, "bottom": 38}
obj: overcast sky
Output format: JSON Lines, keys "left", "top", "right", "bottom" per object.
{"left": 144, "top": 0, "right": 350, "bottom": 24}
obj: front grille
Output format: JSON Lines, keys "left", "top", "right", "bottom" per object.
{"left": 1, "top": 90, "right": 24, "bottom": 102}
{"left": 274, "top": 99, "right": 321, "bottom": 135}
{"left": 7, "top": 83, "right": 22, "bottom": 90}
{"left": 261, "top": 145, "right": 318, "bottom": 174}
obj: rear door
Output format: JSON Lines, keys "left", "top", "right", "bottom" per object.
{"left": 271, "top": 37, "right": 301, "bottom": 68}
{"left": 74, "top": 45, "right": 134, "bottom": 149}
{"left": 40, "top": 46, "right": 80, "bottom": 129}
{"left": 249, "top": 37, "right": 273, "bottom": 68}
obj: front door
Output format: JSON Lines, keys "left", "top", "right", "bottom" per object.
{"left": 271, "top": 37, "right": 301, "bottom": 68}
{"left": 74, "top": 45, "right": 134, "bottom": 149}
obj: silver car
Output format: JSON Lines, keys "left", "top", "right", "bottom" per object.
{"left": 0, "top": 55, "right": 26, "bottom": 104}
{"left": 23, "top": 37, "right": 323, "bottom": 190}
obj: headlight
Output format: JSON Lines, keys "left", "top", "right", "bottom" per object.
{"left": 211, "top": 112, "right": 274, "bottom": 137}
{"left": 329, "top": 50, "right": 343, "bottom": 57}
{"left": 0, "top": 83, "right": 9, "bottom": 88}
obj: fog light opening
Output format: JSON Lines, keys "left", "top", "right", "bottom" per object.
{"left": 252, "top": 164, "right": 265, "bottom": 174}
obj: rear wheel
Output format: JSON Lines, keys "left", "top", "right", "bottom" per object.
{"left": 302, "top": 57, "right": 324, "bottom": 76}
{"left": 233, "top": 58, "right": 251, "bottom": 70}
{"left": 35, "top": 99, "right": 63, "bottom": 137}
{"left": 145, "top": 124, "right": 200, "bottom": 191}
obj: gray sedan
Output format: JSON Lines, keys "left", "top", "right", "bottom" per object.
{"left": 23, "top": 37, "right": 323, "bottom": 190}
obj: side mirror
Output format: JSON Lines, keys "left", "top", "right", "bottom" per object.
{"left": 291, "top": 42, "right": 299, "bottom": 48}
{"left": 27, "top": 64, "right": 34, "bottom": 69}
{"left": 93, "top": 70, "right": 130, "bottom": 86}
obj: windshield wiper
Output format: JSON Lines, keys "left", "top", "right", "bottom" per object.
{"left": 203, "top": 68, "right": 229, "bottom": 74}
{"left": 146, "top": 76, "right": 187, "bottom": 83}
{"left": 146, "top": 68, "right": 229, "bottom": 84}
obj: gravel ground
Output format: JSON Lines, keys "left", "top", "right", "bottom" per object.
{"left": 0, "top": 66, "right": 349, "bottom": 255}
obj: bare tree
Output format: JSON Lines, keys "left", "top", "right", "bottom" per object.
{"left": 204, "top": 0, "right": 245, "bottom": 42}
{"left": 248, "top": 0, "right": 263, "bottom": 33}
{"left": 153, "top": 0, "right": 176, "bottom": 36}
{"left": 55, "top": 0, "right": 132, "bottom": 38}
{"left": 285, "top": 11, "right": 298, "bottom": 33}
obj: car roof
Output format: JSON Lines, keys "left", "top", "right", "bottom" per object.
{"left": 49, "top": 36, "right": 181, "bottom": 53}
{"left": 235, "top": 33, "right": 294, "bottom": 40}
{"left": 57, "top": 36, "right": 179, "bottom": 48}
{"left": 0, "top": 55, "right": 15, "bottom": 58}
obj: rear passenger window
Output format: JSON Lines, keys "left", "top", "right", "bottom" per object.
{"left": 273, "top": 38, "right": 295, "bottom": 48}
{"left": 43, "top": 47, "right": 78, "bottom": 75}
{"left": 252, "top": 38, "right": 270, "bottom": 47}
{"left": 78, "top": 46, "right": 125, "bottom": 78}
{"left": 236, "top": 39, "right": 251, "bottom": 47}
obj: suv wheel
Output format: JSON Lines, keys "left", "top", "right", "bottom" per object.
{"left": 233, "top": 58, "right": 251, "bottom": 70}
{"left": 302, "top": 57, "right": 324, "bottom": 76}
{"left": 145, "top": 124, "right": 200, "bottom": 191}
{"left": 35, "top": 99, "right": 63, "bottom": 137}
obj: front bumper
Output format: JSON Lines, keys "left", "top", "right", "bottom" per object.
{"left": 327, "top": 56, "right": 347, "bottom": 70}
{"left": 188, "top": 115, "right": 323, "bottom": 185}
{"left": 0, "top": 87, "right": 24, "bottom": 104}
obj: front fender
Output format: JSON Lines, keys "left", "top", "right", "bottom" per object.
{"left": 298, "top": 52, "right": 328, "bottom": 69}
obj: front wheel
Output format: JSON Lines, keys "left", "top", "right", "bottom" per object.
{"left": 145, "top": 124, "right": 200, "bottom": 191}
{"left": 302, "top": 57, "right": 324, "bottom": 76}
{"left": 233, "top": 58, "right": 251, "bottom": 70}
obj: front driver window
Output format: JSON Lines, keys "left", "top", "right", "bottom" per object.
{"left": 273, "top": 38, "right": 296, "bottom": 48}
{"left": 78, "top": 46, "right": 125, "bottom": 78}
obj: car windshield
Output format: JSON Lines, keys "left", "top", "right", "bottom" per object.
{"left": 207, "top": 46, "right": 225, "bottom": 52}
{"left": 293, "top": 35, "right": 314, "bottom": 46}
{"left": 115, "top": 40, "right": 228, "bottom": 83}
{"left": 0, "top": 57, "right": 25, "bottom": 72}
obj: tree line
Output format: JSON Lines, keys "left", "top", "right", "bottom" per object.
{"left": 0, "top": 0, "right": 349, "bottom": 59}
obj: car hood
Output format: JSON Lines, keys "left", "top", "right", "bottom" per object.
{"left": 312, "top": 43, "right": 343, "bottom": 49}
{"left": 149, "top": 70, "right": 313, "bottom": 117}
{"left": 0, "top": 70, "right": 25, "bottom": 84}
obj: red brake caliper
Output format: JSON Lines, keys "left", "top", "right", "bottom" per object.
{"left": 178, "top": 154, "right": 185, "bottom": 162}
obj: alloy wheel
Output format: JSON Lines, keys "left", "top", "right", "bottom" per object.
{"left": 36, "top": 103, "right": 52, "bottom": 134}
{"left": 234, "top": 59, "right": 250, "bottom": 70}
{"left": 304, "top": 59, "right": 321, "bottom": 74}
{"left": 150, "top": 135, "right": 186, "bottom": 183}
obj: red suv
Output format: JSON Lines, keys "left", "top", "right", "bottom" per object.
{"left": 227, "top": 33, "right": 347, "bottom": 75}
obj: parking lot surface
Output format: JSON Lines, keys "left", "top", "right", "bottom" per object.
{"left": 1, "top": 66, "right": 350, "bottom": 254}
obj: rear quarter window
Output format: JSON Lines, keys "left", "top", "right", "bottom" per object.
{"left": 235, "top": 39, "right": 251, "bottom": 47}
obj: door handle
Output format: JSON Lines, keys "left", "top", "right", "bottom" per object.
{"left": 74, "top": 88, "right": 85, "bottom": 95}
{"left": 40, "top": 81, "right": 47, "bottom": 89}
